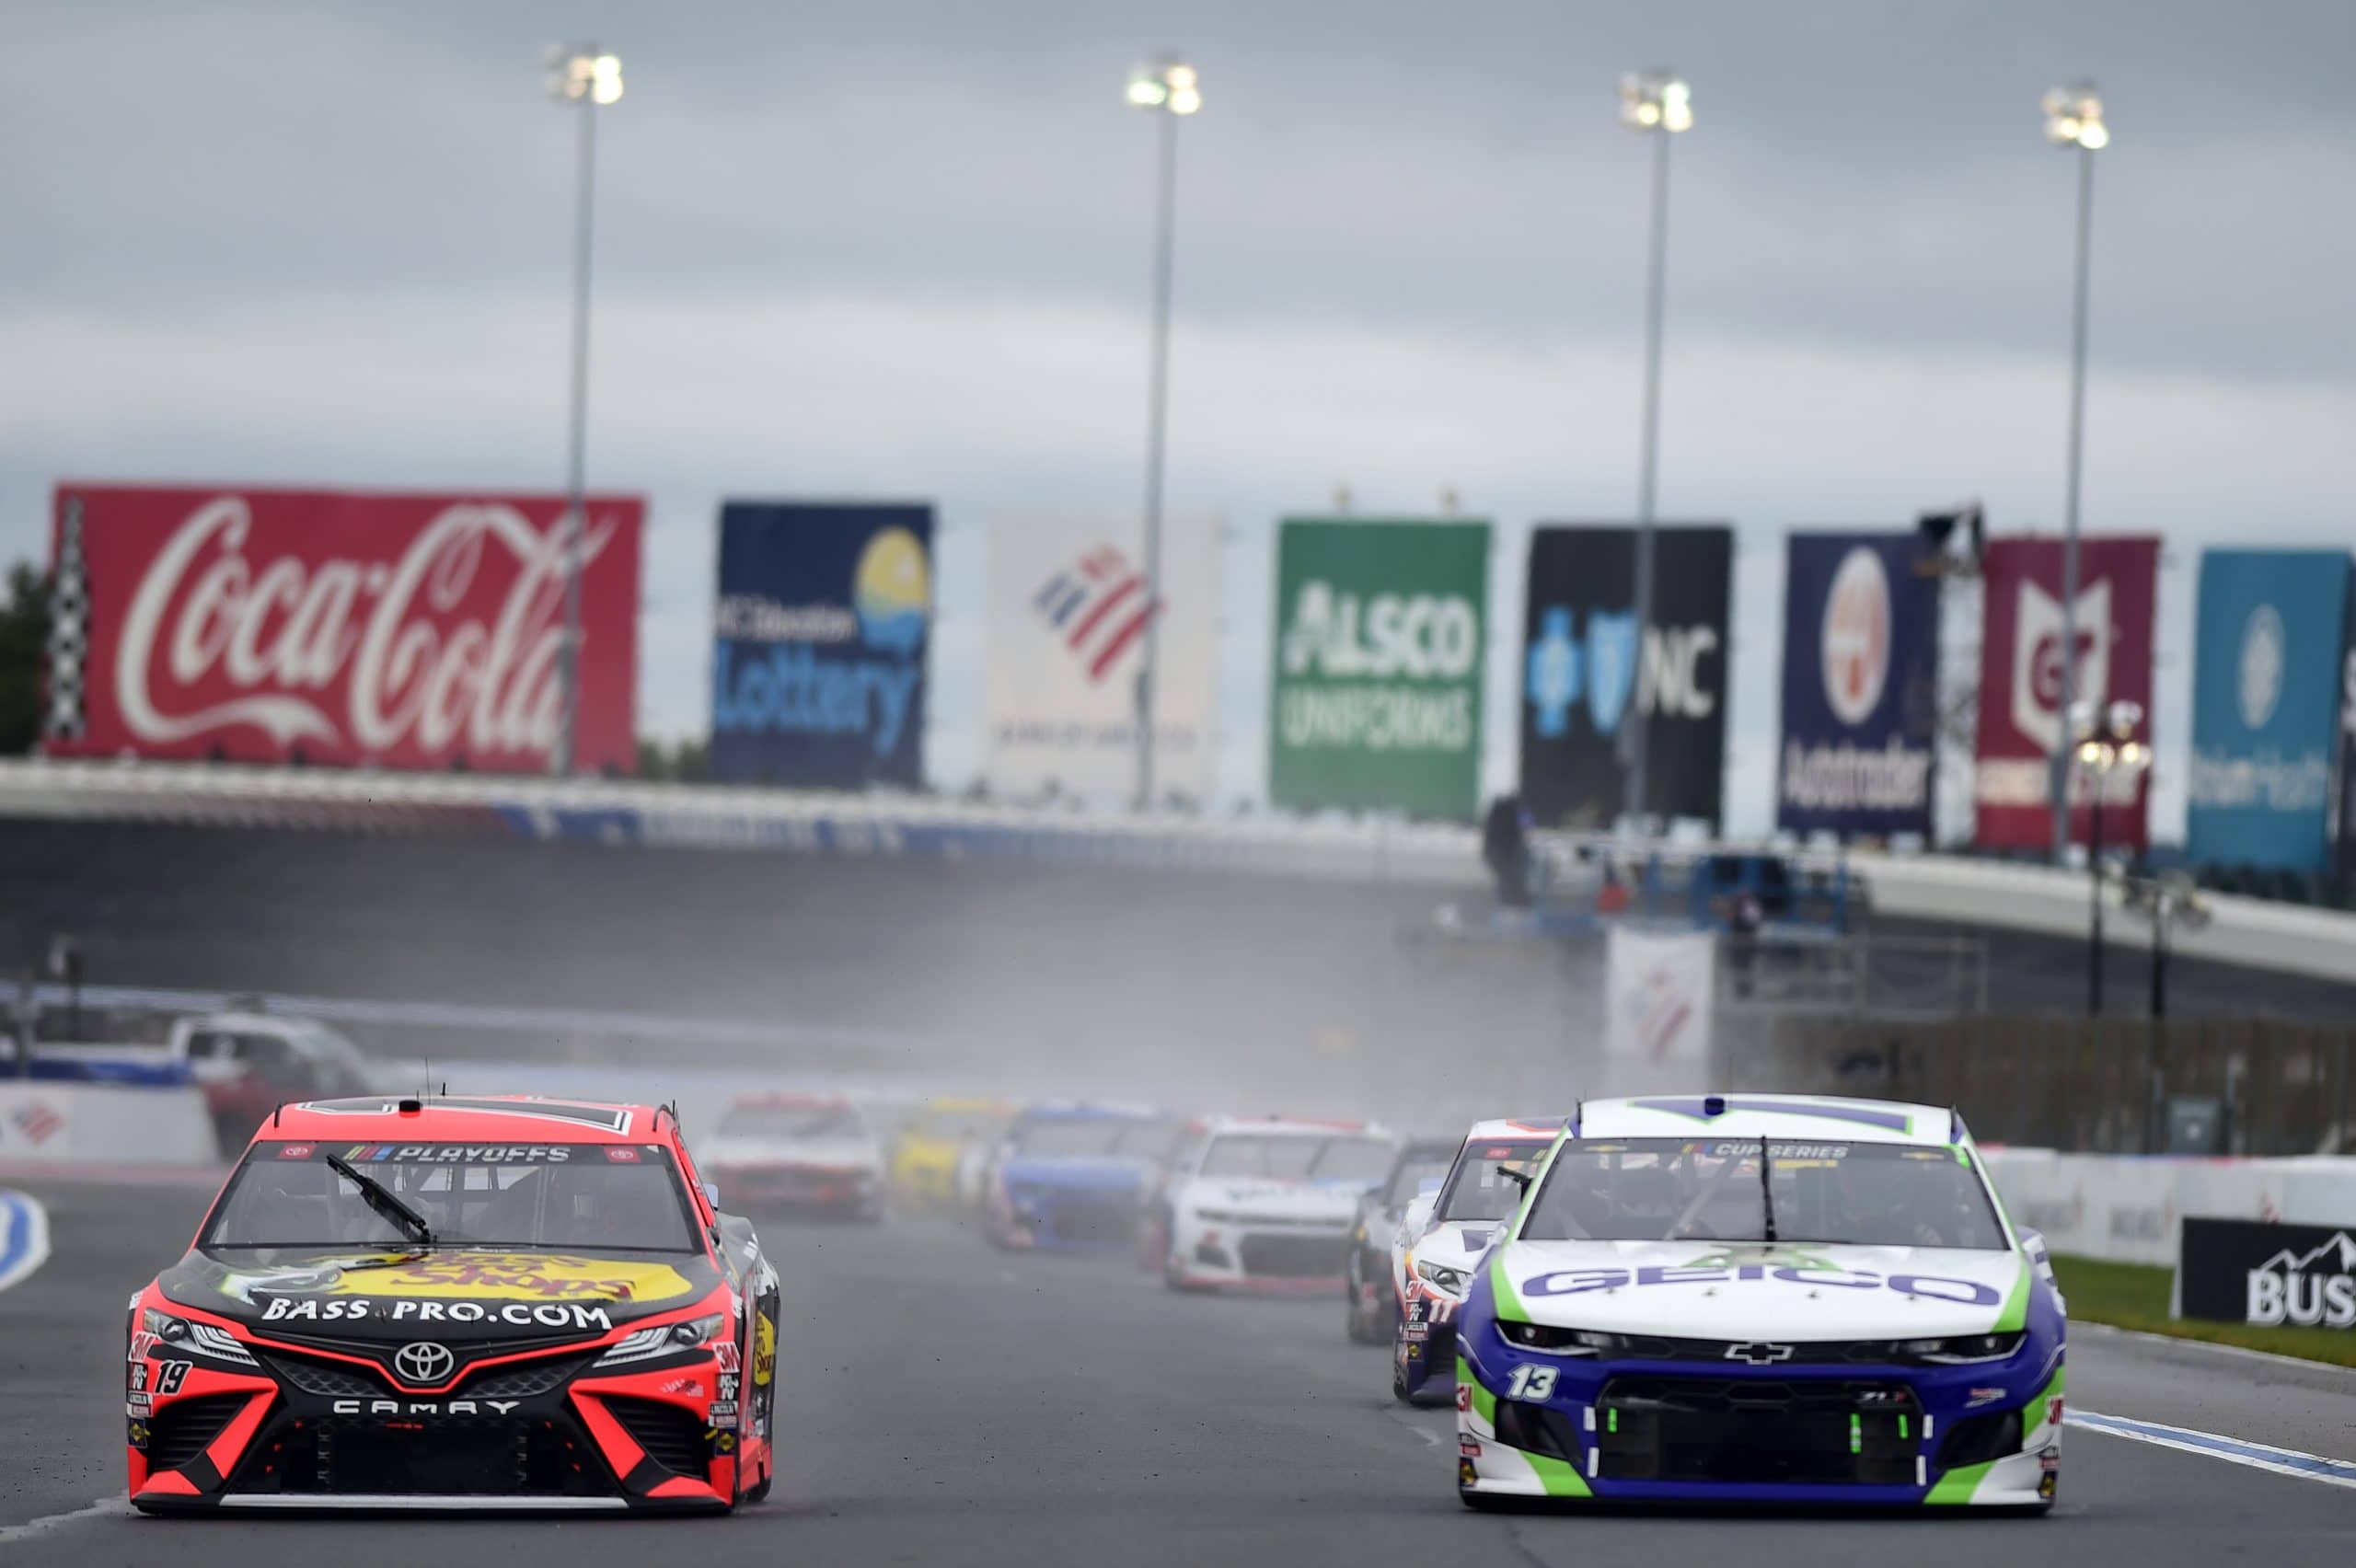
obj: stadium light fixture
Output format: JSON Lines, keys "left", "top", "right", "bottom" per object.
{"left": 1613, "top": 69, "right": 1692, "bottom": 832}
{"left": 1125, "top": 54, "right": 1200, "bottom": 811}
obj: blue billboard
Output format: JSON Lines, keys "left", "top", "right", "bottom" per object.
{"left": 1774, "top": 533, "right": 1938, "bottom": 837}
{"left": 709, "top": 502, "right": 931, "bottom": 788}
{"left": 2187, "top": 549, "right": 2351, "bottom": 872}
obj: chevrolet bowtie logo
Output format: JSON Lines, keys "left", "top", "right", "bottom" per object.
{"left": 1725, "top": 1341, "right": 1795, "bottom": 1365}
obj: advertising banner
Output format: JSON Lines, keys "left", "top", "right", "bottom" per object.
{"left": 1269, "top": 518, "right": 1489, "bottom": 820}
{"left": 2185, "top": 550, "right": 2350, "bottom": 872}
{"left": 1602, "top": 928, "right": 1717, "bottom": 1097}
{"left": 1775, "top": 533, "right": 1938, "bottom": 837}
{"left": 1519, "top": 525, "right": 1731, "bottom": 829}
{"left": 1970, "top": 536, "right": 2160, "bottom": 850}
{"left": 984, "top": 512, "right": 1219, "bottom": 802}
{"left": 43, "top": 484, "right": 641, "bottom": 774}
{"left": 2177, "top": 1217, "right": 2356, "bottom": 1329}
{"left": 2339, "top": 569, "right": 2356, "bottom": 882}
{"left": 707, "top": 502, "right": 931, "bottom": 789}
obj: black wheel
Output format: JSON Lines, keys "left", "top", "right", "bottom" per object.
{"left": 1392, "top": 1366, "right": 1415, "bottom": 1403}
{"left": 742, "top": 1471, "right": 772, "bottom": 1504}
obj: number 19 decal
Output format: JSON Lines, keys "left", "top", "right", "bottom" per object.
{"left": 1506, "top": 1365, "right": 1557, "bottom": 1401}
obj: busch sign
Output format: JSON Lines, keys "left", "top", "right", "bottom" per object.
{"left": 44, "top": 485, "right": 641, "bottom": 773}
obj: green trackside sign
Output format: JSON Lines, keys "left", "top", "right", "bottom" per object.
{"left": 1268, "top": 517, "right": 1491, "bottom": 820}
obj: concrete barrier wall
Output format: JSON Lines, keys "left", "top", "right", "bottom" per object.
{"left": 0, "top": 1082, "right": 217, "bottom": 1165}
{"left": 1981, "top": 1147, "right": 2356, "bottom": 1267}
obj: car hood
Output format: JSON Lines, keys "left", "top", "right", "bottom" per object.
{"left": 705, "top": 1135, "right": 880, "bottom": 1171}
{"left": 1182, "top": 1178, "right": 1369, "bottom": 1222}
{"left": 162, "top": 1246, "right": 724, "bottom": 1341}
{"left": 1409, "top": 1218, "right": 1511, "bottom": 1274}
{"left": 1001, "top": 1155, "right": 1154, "bottom": 1193}
{"left": 1489, "top": 1239, "right": 2027, "bottom": 1340}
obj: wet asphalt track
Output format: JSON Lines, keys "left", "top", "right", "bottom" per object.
{"left": 3, "top": 1179, "right": 2354, "bottom": 1566}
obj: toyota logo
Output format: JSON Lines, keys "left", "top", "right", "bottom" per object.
{"left": 1724, "top": 1341, "right": 1795, "bottom": 1365}
{"left": 394, "top": 1342, "right": 455, "bottom": 1385}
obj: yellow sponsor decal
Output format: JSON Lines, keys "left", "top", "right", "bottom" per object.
{"left": 227, "top": 1251, "right": 694, "bottom": 1305}
{"left": 753, "top": 1310, "right": 777, "bottom": 1388}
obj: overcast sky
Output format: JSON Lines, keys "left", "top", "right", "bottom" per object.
{"left": 5, "top": 0, "right": 2352, "bottom": 835}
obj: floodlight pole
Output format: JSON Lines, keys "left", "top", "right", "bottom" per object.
{"left": 552, "top": 57, "right": 602, "bottom": 778}
{"left": 1626, "top": 123, "right": 1672, "bottom": 830}
{"left": 2050, "top": 144, "right": 2096, "bottom": 859}
{"left": 1136, "top": 103, "right": 1178, "bottom": 813}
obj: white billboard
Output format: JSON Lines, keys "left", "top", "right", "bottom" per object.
{"left": 1601, "top": 927, "right": 1717, "bottom": 1095}
{"left": 985, "top": 512, "right": 1221, "bottom": 803}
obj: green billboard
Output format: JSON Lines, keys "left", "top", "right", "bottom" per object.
{"left": 1268, "top": 517, "right": 1491, "bottom": 820}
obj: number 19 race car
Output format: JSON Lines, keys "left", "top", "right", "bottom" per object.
{"left": 124, "top": 1095, "right": 781, "bottom": 1513}
{"left": 1455, "top": 1095, "right": 2064, "bottom": 1512}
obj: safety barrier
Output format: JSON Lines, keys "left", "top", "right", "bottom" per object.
{"left": 1980, "top": 1147, "right": 2356, "bottom": 1268}
{"left": 2, "top": 756, "right": 2353, "bottom": 984}
{"left": 0, "top": 1080, "right": 217, "bottom": 1165}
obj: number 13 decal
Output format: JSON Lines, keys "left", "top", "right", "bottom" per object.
{"left": 1506, "top": 1364, "right": 1557, "bottom": 1401}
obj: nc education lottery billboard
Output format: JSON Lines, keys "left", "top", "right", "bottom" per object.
{"left": 1519, "top": 525, "right": 1730, "bottom": 829}
{"left": 43, "top": 483, "right": 641, "bottom": 774}
{"left": 2186, "top": 549, "right": 2350, "bottom": 872}
{"left": 708, "top": 502, "right": 932, "bottom": 789}
{"left": 1269, "top": 517, "right": 1489, "bottom": 821}
{"left": 1775, "top": 533, "right": 1938, "bottom": 837}
{"left": 1970, "top": 535, "right": 2159, "bottom": 851}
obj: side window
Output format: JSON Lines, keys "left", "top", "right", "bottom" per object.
{"left": 238, "top": 1033, "right": 298, "bottom": 1080}
{"left": 670, "top": 1135, "right": 717, "bottom": 1229}
{"left": 184, "top": 1032, "right": 228, "bottom": 1062}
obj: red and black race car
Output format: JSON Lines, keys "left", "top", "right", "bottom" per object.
{"left": 123, "top": 1095, "right": 781, "bottom": 1513}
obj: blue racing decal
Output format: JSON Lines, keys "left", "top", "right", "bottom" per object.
{"left": 1520, "top": 1262, "right": 2001, "bottom": 1307}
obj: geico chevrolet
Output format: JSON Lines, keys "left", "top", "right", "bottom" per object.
{"left": 123, "top": 1096, "right": 782, "bottom": 1513}
{"left": 1455, "top": 1094, "right": 2065, "bottom": 1511}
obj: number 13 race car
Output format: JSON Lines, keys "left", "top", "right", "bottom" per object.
{"left": 124, "top": 1095, "right": 781, "bottom": 1513}
{"left": 1455, "top": 1095, "right": 2064, "bottom": 1512}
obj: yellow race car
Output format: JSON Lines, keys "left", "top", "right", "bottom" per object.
{"left": 890, "top": 1097, "right": 1013, "bottom": 1209}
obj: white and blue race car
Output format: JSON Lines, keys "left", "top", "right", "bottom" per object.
{"left": 1455, "top": 1094, "right": 2064, "bottom": 1511}
{"left": 1392, "top": 1118, "right": 1564, "bottom": 1404}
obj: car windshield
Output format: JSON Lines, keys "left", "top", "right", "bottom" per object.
{"left": 204, "top": 1142, "right": 703, "bottom": 1253}
{"left": 1013, "top": 1118, "right": 1175, "bottom": 1159}
{"left": 1199, "top": 1132, "right": 1393, "bottom": 1182}
{"left": 720, "top": 1102, "right": 865, "bottom": 1140}
{"left": 1437, "top": 1140, "right": 1553, "bottom": 1222}
{"left": 1382, "top": 1148, "right": 1456, "bottom": 1206}
{"left": 1519, "top": 1137, "right": 2009, "bottom": 1251}
{"left": 911, "top": 1107, "right": 1004, "bottom": 1142}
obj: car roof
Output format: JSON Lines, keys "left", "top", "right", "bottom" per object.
{"left": 726, "top": 1091, "right": 850, "bottom": 1111}
{"left": 1013, "top": 1101, "right": 1168, "bottom": 1123}
{"left": 1462, "top": 1116, "right": 1565, "bottom": 1143}
{"left": 1201, "top": 1114, "right": 1392, "bottom": 1139}
{"left": 261, "top": 1095, "right": 662, "bottom": 1145}
{"left": 1573, "top": 1093, "right": 1957, "bottom": 1147}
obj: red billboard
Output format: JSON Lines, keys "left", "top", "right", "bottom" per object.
{"left": 43, "top": 484, "right": 642, "bottom": 774}
{"left": 1972, "top": 535, "right": 2160, "bottom": 850}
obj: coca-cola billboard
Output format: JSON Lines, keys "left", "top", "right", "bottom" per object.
{"left": 1971, "top": 535, "right": 2159, "bottom": 850}
{"left": 43, "top": 485, "right": 642, "bottom": 774}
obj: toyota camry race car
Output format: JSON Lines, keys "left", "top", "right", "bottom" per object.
{"left": 1345, "top": 1137, "right": 1458, "bottom": 1343}
{"left": 1392, "top": 1118, "right": 1562, "bottom": 1403}
{"left": 1454, "top": 1095, "right": 2064, "bottom": 1511}
{"left": 1161, "top": 1117, "right": 1400, "bottom": 1291}
{"left": 124, "top": 1095, "right": 781, "bottom": 1513}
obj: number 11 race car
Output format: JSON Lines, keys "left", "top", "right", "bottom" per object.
{"left": 1455, "top": 1095, "right": 2064, "bottom": 1512}
{"left": 125, "top": 1095, "right": 782, "bottom": 1513}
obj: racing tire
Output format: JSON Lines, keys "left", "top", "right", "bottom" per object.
{"left": 742, "top": 1471, "right": 773, "bottom": 1505}
{"left": 1391, "top": 1366, "right": 1415, "bottom": 1404}
{"left": 1163, "top": 1259, "right": 1213, "bottom": 1294}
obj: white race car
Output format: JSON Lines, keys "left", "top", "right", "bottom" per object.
{"left": 1161, "top": 1117, "right": 1401, "bottom": 1292}
{"left": 1392, "top": 1118, "right": 1564, "bottom": 1404}
{"left": 1455, "top": 1093, "right": 2065, "bottom": 1511}
{"left": 705, "top": 1092, "right": 886, "bottom": 1221}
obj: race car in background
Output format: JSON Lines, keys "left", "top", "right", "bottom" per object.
{"left": 889, "top": 1097, "right": 1012, "bottom": 1210}
{"left": 986, "top": 1103, "right": 1178, "bottom": 1251}
{"left": 1345, "top": 1137, "right": 1459, "bottom": 1343}
{"left": 704, "top": 1092, "right": 886, "bottom": 1221}
{"left": 125, "top": 1094, "right": 781, "bottom": 1512}
{"left": 1160, "top": 1117, "right": 1400, "bottom": 1292}
{"left": 1454, "top": 1093, "right": 2064, "bottom": 1511}
{"left": 1392, "top": 1118, "right": 1562, "bottom": 1403}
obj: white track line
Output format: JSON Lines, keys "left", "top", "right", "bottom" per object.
{"left": 0, "top": 1190, "right": 50, "bottom": 1294}
{"left": 2069, "top": 1408, "right": 2356, "bottom": 1492}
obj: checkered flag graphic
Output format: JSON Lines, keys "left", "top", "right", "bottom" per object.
{"left": 44, "top": 495, "right": 89, "bottom": 742}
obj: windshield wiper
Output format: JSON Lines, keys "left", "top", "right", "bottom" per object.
{"left": 1759, "top": 1135, "right": 1777, "bottom": 1244}
{"left": 325, "top": 1150, "right": 436, "bottom": 1248}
